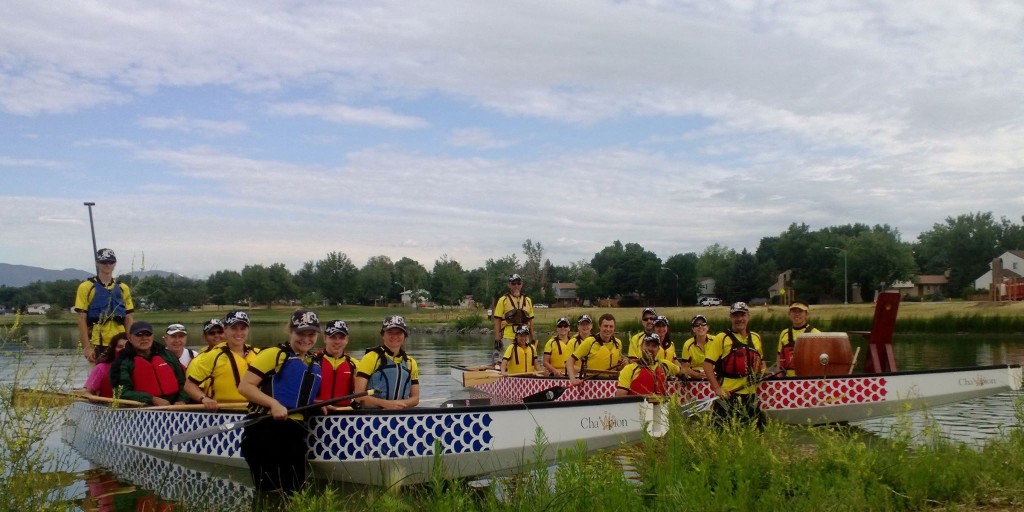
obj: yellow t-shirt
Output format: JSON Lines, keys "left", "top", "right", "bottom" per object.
{"left": 186, "top": 343, "right": 259, "bottom": 402}
{"left": 543, "top": 336, "right": 573, "bottom": 372}
{"left": 571, "top": 335, "right": 623, "bottom": 371}
{"left": 74, "top": 278, "right": 135, "bottom": 347}
{"left": 777, "top": 325, "right": 822, "bottom": 377}
{"left": 704, "top": 331, "right": 764, "bottom": 395}
{"left": 493, "top": 293, "right": 535, "bottom": 339}
{"left": 502, "top": 343, "right": 538, "bottom": 373}
{"left": 679, "top": 337, "right": 709, "bottom": 370}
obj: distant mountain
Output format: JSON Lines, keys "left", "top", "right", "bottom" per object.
{"left": 0, "top": 264, "right": 182, "bottom": 287}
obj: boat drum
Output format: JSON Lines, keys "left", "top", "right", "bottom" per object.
{"left": 793, "top": 332, "right": 854, "bottom": 377}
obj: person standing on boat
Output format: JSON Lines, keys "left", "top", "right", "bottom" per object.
{"left": 502, "top": 325, "right": 542, "bottom": 376}
{"left": 184, "top": 313, "right": 260, "bottom": 412}
{"left": 110, "top": 321, "right": 188, "bottom": 405}
{"left": 627, "top": 307, "right": 658, "bottom": 361}
{"left": 353, "top": 315, "right": 421, "bottom": 409}
{"left": 777, "top": 301, "right": 820, "bottom": 377}
{"left": 75, "top": 248, "right": 134, "bottom": 363}
{"left": 237, "top": 309, "right": 323, "bottom": 495}
{"left": 543, "top": 317, "right": 574, "bottom": 377}
{"left": 703, "top": 302, "right": 766, "bottom": 425}
{"left": 566, "top": 313, "right": 626, "bottom": 386}
{"left": 492, "top": 274, "right": 535, "bottom": 363}
{"left": 615, "top": 333, "right": 679, "bottom": 397}
{"left": 679, "top": 315, "right": 711, "bottom": 379}
{"left": 199, "top": 318, "right": 226, "bottom": 353}
{"left": 163, "top": 323, "right": 197, "bottom": 368}
{"left": 83, "top": 333, "right": 127, "bottom": 398}
{"left": 313, "top": 320, "right": 360, "bottom": 406}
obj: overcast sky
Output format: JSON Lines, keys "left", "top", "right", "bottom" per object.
{"left": 2, "top": 1, "right": 1022, "bottom": 278}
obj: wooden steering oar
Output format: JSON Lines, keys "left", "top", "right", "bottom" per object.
{"left": 170, "top": 390, "right": 372, "bottom": 445}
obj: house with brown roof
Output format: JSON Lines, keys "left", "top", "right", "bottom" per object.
{"left": 974, "top": 250, "right": 1024, "bottom": 290}
{"left": 888, "top": 274, "right": 948, "bottom": 298}
{"left": 551, "top": 282, "right": 578, "bottom": 307}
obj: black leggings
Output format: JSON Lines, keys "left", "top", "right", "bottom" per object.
{"left": 713, "top": 393, "right": 766, "bottom": 430}
{"left": 240, "top": 418, "right": 309, "bottom": 494}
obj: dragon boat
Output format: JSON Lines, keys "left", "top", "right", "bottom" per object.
{"left": 64, "top": 395, "right": 664, "bottom": 487}
{"left": 454, "top": 293, "right": 1023, "bottom": 426}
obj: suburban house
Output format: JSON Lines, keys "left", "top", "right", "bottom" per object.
{"left": 551, "top": 282, "right": 578, "bottom": 307}
{"left": 26, "top": 303, "right": 51, "bottom": 315}
{"left": 974, "top": 250, "right": 1024, "bottom": 290}
{"left": 888, "top": 274, "right": 949, "bottom": 299}
{"left": 697, "top": 277, "right": 716, "bottom": 300}
{"left": 400, "top": 289, "right": 431, "bottom": 307}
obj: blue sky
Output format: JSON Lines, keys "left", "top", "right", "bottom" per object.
{"left": 2, "top": 1, "right": 1023, "bottom": 278}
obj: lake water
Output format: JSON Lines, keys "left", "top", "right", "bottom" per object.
{"left": 3, "top": 325, "right": 1023, "bottom": 510}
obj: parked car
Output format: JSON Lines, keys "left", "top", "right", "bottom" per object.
{"left": 535, "top": 304, "right": 549, "bottom": 309}
{"left": 698, "top": 297, "right": 722, "bottom": 306}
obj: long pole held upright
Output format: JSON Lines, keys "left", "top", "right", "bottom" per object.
{"left": 84, "top": 202, "right": 98, "bottom": 274}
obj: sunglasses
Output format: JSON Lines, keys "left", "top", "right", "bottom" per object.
{"left": 693, "top": 323, "right": 708, "bottom": 327}
{"left": 642, "top": 317, "right": 656, "bottom": 322}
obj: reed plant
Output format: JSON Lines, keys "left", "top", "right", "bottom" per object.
{"left": 0, "top": 314, "right": 79, "bottom": 512}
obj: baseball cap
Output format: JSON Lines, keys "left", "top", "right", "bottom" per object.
{"left": 130, "top": 321, "right": 154, "bottom": 336}
{"left": 224, "top": 310, "right": 250, "bottom": 326}
{"left": 555, "top": 317, "right": 570, "bottom": 328}
{"left": 508, "top": 273, "right": 523, "bottom": 283}
{"left": 653, "top": 315, "right": 669, "bottom": 327}
{"left": 290, "top": 310, "right": 321, "bottom": 333}
{"left": 643, "top": 332, "right": 661, "bottom": 344}
{"left": 95, "top": 248, "right": 117, "bottom": 263}
{"left": 381, "top": 315, "right": 409, "bottom": 334}
{"left": 691, "top": 314, "right": 709, "bottom": 327}
{"left": 165, "top": 323, "right": 187, "bottom": 335}
{"left": 515, "top": 325, "right": 531, "bottom": 335}
{"left": 641, "top": 307, "right": 657, "bottom": 317}
{"left": 730, "top": 302, "right": 750, "bottom": 314}
{"left": 203, "top": 318, "right": 225, "bottom": 333}
{"left": 789, "top": 301, "right": 810, "bottom": 312}
{"left": 578, "top": 314, "right": 593, "bottom": 324}
{"left": 325, "top": 320, "right": 349, "bottom": 336}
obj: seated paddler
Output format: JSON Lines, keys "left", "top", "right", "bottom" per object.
{"left": 353, "top": 315, "right": 420, "bottom": 410}
{"left": 110, "top": 321, "right": 188, "bottom": 406}
{"left": 502, "top": 325, "right": 542, "bottom": 376}
{"left": 615, "top": 332, "right": 679, "bottom": 397}
{"left": 184, "top": 311, "right": 260, "bottom": 411}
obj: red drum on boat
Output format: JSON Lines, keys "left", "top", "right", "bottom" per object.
{"left": 793, "top": 332, "right": 854, "bottom": 377}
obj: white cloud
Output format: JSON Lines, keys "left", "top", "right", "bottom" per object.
{"left": 268, "top": 102, "right": 428, "bottom": 129}
{"left": 0, "top": 157, "right": 69, "bottom": 169}
{"left": 139, "top": 116, "right": 248, "bottom": 137}
{"left": 446, "top": 128, "right": 514, "bottom": 150}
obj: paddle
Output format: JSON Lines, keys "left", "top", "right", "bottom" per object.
{"left": 521, "top": 373, "right": 599, "bottom": 404}
{"left": 170, "top": 390, "right": 371, "bottom": 445}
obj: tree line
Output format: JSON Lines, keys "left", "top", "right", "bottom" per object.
{"left": 2, "top": 212, "right": 1022, "bottom": 313}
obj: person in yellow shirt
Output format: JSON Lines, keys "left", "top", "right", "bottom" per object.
{"left": 543, "top": 317, "right": 574, "bottom": 377}
{"left": 703, "top": 302, "right": 766, "bottom": 426}
{"left": 776, "top": 301, "right": 821, "bottom": 377}
{"left": 503, "top": 325, "right": 542, "bottom": 375}
{"left": 75, "top": 248, "right": 134, "bottom": 363}
{"left": 651, "top": 316, "right": 677, "bottom": 362}
{"left": 615, "top": 333, "right": 679, "bottom": 397}
{"left": 237, "top": 309, "right": 323, "bottom": 494}
{"left": 199, "top": 318, "right": 226, "bottom": 353}
{"left": 679, "top": 314, "right": 712, "bottom": 379}
{"left": 184, "top": 311, "right": 259, "bottom": 411}
{"left": 354, "top": 315, "right": 420, "bottom": 409}
{"left": 570, "top": 314, "right": 594, "bottom": 352}
{"left": 566, "top": 313, "right": 625, "bottom": 386}
{"left": 492, "top": 274, "right": 535, "bottom": 363}
{"left": 627, "top": 307, "right": 658, "bottom": 361}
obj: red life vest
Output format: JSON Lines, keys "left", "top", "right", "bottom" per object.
{"left": 778, "top": 326, "right": 810, "bottom": 371}
{"left": 316, "top": 353, "right": 356, "bottom": 404}
{"left": 628, "top": 362, "right": 669, "bottom": 395}
{"left": 717, "top": 331, "right": 763, "bottom": 379}
{"left": 131, "top": 355, "right": 180, "bottom": 398}
{"left": 98, "top": 370, "right": 113, "bottom": 398}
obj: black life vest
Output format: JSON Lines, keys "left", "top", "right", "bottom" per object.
{"left": 501, "top": 294, "right": 531, "bottom": 326}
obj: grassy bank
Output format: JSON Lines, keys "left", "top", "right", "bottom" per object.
{"left": 6, "top": 300, "right": 1024, "bottom": 334}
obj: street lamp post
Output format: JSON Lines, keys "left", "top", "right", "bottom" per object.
{"left": 660, "top": 267, "right": 680, "bottom": 307}
{"left": 84, "top": 202, "right": 98, "bottom": 274}
{"left": 824, "top": 247, "right": 848, "bottom": 305}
